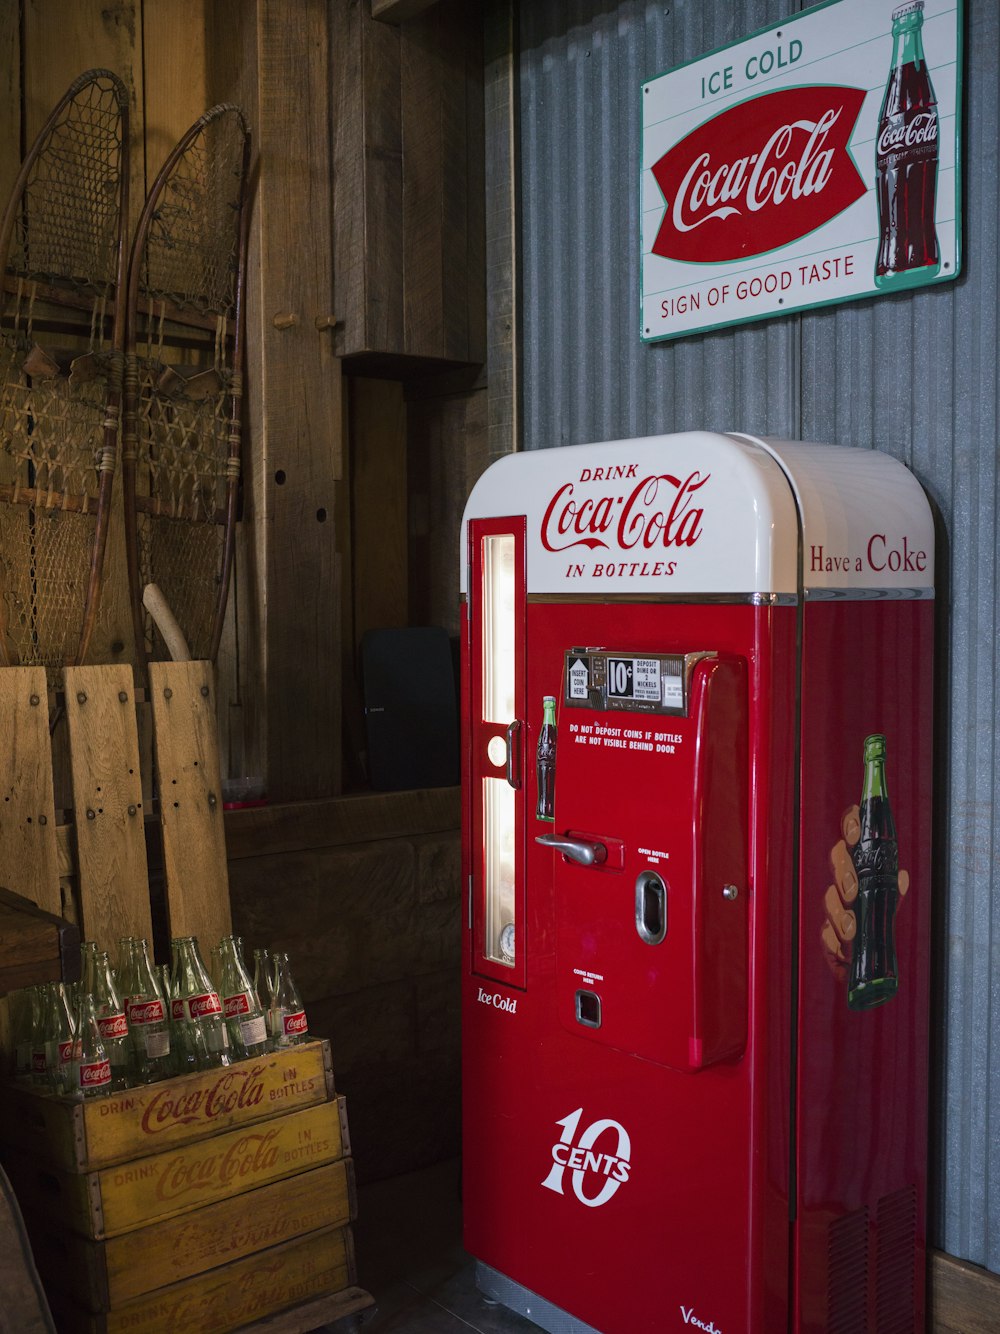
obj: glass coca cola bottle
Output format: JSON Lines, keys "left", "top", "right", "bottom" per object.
{"left": 123, "top": 938, "right": 172, "bottom": 1082}
{"left": 268, "top": 953, "right": 309, "bottom": 1047}
{"left": 253, "top": 948, "right": 274, "bottom": 1010}
{"left": 84, "top": 949, "right": 131, "bottom": 1091}
{"left": 31, "top": 984, "right": 53, "bottom": 1086}
{"left": 848, "top": 734, "right": 900, "bottom": 1010}
{"left": 170, "top": 936, "right": 232, "bottom": 1071}
{"left": 219, "top": 935, "right": 269, "bottom": 1059}
{"left": 874, "top": 0, "right": 940, "bottom": 289}
{"left": 43, "top": 982, "right": 77, "bottom": 1095}
{"left": 72, "top": 992, "right": 112, "bottom": 1099}
{"left": 13, "top": 986, "right": 40, "bottom": 1080}
{"left": 536, "top": 695, "right": 557, "bottom": 821}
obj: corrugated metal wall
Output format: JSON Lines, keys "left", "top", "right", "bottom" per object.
{"left": 515, "top": 0, "right": 999, "bottom": 1273}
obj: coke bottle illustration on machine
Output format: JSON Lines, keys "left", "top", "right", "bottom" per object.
{"left": 848, "top": 733, "right": 902, "bottom": 1010}
{"left": 874, "top": 0, "right": 940, "bottom": 289}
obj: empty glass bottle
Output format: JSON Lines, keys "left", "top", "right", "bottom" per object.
{"left": 84, "top": 949, "right": 131, "bottom": 1091}
{"left": 123, "top": 938, "right": 172, "bottom": 1083}
{"left": 72, "top": 991, "right": 112, "bottom": 1099}
{"left": 219, "top": 936, "right": 269, "bottom": 1059}
{"left": 43, "top": 982, "right": 77, "bottom": 1095}
{"left": 170, "top": 936, "right": 232, "bottom": 1072}
{"left": 268, "top": 953, "right": 309, "bottom": 1048}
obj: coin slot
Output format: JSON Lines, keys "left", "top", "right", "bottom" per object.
{"left": 575, "top": 989, "right": 602, "bottom": 1029}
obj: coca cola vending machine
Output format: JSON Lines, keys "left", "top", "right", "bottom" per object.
{"left": 460, "top": 432, "right": 934, "bottom": 1334}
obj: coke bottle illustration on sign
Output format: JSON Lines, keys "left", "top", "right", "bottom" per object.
{"left": 874, "top": 0, "right": 940, "bottom": 289}
{"left": 847, "top": 733, "right": 902, "bottom": 1009}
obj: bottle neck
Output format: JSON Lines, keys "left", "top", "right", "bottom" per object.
{"left": 542, "top": 703, "right": 556, "bottom": 726}
{"left": 861, "top": 757, "right": 888, "bottom": 801}
{"left": 892, "top": 22, "right": 925, "bottom": 70}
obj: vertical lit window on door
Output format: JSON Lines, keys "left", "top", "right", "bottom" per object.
{"left": 482, "top": 533, "right": 516, "bottom": 968}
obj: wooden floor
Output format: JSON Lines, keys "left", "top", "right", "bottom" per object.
{"left": 347, "top": 1159, "right": 542, "bottom": 1334}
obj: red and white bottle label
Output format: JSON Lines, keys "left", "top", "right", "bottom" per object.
{"left": 98, "top": 1013, "right": 128, "bottom": 1040}
{"left": 224, "top": 991, "right": 252, "bottom": 1019}
{"left": 173, "top": 992, "right": 222, "bottom": 1022}
{"left": 128, "top": 997, "right": 166, "bottom": 1026}
{"left": 80, "top": 1059, "right": 111, "bottom": 1088}
{"left": 58, "top": 1039, "right": 74, "bottom": 1065}
{"left": 283, "top": 1011, "right": 308, "bottom": 1038}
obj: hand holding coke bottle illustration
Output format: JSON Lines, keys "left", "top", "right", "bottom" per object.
{"left": 821, "top": 734, "right": 909, "bottom": 1009}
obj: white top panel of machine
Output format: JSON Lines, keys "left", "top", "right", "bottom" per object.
{"left": 460, "top": 432, "right": 934, "bottom": 598}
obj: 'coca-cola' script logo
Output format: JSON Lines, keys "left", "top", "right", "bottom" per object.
{"left": 141, "top": 1064, "right": 268, "bottom": 1133}
{"left": 81, "top": 1059, "right": 111, "bottom": 1085}
{"left": 128, "top": 998, "right": 165, "bottom": 1025}
{"left": 283, "top": 1011, "right": 308, "bottom": 1037}
{"left": 651, "top": 86, "right": 867, "bottom": 262}
{"left": 541, "top": 471, "right": 709, "bottom": 555}
{"left": 877, "top": 109, "right": 937, "bottom": 160}
{"left": 97, "top": 1013, "right": 128, "bottom": 1040}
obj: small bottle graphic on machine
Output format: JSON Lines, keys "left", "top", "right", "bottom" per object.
{"left": 848, "top": 733, "right": 901, "bottom": 1010}
{"left": 536, "top": 695, "right": 558, "bottom": 821}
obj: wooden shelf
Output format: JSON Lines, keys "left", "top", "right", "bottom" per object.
{"left": 0, "top": 886, "right": 80, "bottom": 997}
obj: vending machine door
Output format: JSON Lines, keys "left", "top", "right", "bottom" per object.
{"left": 544, "top": 646, "right": 748, "bottom": 1072}
{"left": 468, "top": 516, "right": 527, "bottom": 990}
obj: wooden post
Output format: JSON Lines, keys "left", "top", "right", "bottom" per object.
{"left": 226, "top": 0, "right": 343, "bottom": 800}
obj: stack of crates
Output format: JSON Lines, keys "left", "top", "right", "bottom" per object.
{"left": 0, "top": 662, "right": 372, "bottom": 1331}
{"left": 1, "top": 1040, "right": 358, "bottom": 1331}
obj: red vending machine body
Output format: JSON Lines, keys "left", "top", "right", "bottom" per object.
{"left": 460, "top": 433, "right": 934, "bottom": 1334}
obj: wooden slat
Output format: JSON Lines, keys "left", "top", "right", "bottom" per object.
{"left": 64, "top": 666, "right": 152, "bottom": 948}
{"left": 148, "top": 660, "right": 231, "bottom": 946}
{"left": 0, "top": 887, "right": 79, "bottom": 995}
{"left": 6, "top": 1099, "right": 346, "bottom": 1239}
{"left": 235, "top": 0, "right": 343, "bottom": 801}
{"left": 0, "top": 1041, "right": 335, "bottom": 1172}
{"left": 371, "top": 0, "right": 440, "bottom": 22}
{"left": 0, "top": 668, "right": 60, "bottom": 915}
{"left": 45, "top": 1226, "right": 355, "bottom": 1334}
{"left": 350, "top": 378, "right": 408, "bottom": 642}
{"left": 0, "top": 3, "right": 19, "bottom": 214}
{"left": 400, "top": 0, "right": 485, "bottom": 363}
{"left": 930, "top": 1248, "right": 1000, "bottom": 1333}
{"left": 331, "top": 0, "right": 404, "bottom": 358}
{"left": 223, "top": 787, "right": 460, "bottom": 859}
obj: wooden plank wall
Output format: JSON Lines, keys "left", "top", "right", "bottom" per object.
{"left": 332, "top": 0, "right": 485, "bottom": 369}
{"left": 0, "top": 0, "right": 345, "bottom": 803}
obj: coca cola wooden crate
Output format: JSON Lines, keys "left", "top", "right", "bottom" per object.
{"left": 45, "top": 1223, "right": 357, "bottom": 1334}
{"left": 2, "top": 1095, "right": 349, "bottom": 1239}
{"left": 0, "top": 1039, "right": 334, "bottom": 1172}
{"left": 23, "top": 1156, "right": 355, "bottom": 1311}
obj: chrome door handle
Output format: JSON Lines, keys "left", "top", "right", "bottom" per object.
{"left": 505, "top": 719, "right": 523, "bottom": 789}
{"left": 535, "top": 834, "right": 608, "bottom": 866}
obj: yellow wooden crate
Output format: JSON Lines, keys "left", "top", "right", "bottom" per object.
{"left": 3, "top": 1095, "right": 349, "bottom": 1239}
{"left": 24, "top": 1156, "right": 355, "bottom": 1310}
{"left": 0, "top": 1040, "right": 334, "bottom": 1171}
{"left": 47, "top": 1223, "right": 356, "bottom": 1334}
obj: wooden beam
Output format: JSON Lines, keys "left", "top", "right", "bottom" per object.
{"left": 930, "top": 1249, "right": 1000, "bottom": 1333}
{"left": 0, "top": 886, "right": 80, "bottom": 995}
{"left": 231, "top": 0, "right": 343, "bottom": 800}
{"left": 371, "top": 0, "right": 440, "bottom": 23}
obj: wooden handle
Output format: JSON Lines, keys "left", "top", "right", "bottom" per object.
{"left": 142, "top": 583, "right": 191, "bottom": 662}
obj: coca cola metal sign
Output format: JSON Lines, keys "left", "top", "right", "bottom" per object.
{"left": 641, "top": 0, "right": 962, "bottom": 341}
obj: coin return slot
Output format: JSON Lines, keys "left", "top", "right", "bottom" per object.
{"left": 575, "top": 989, "right": 602, "bottom": 1029}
